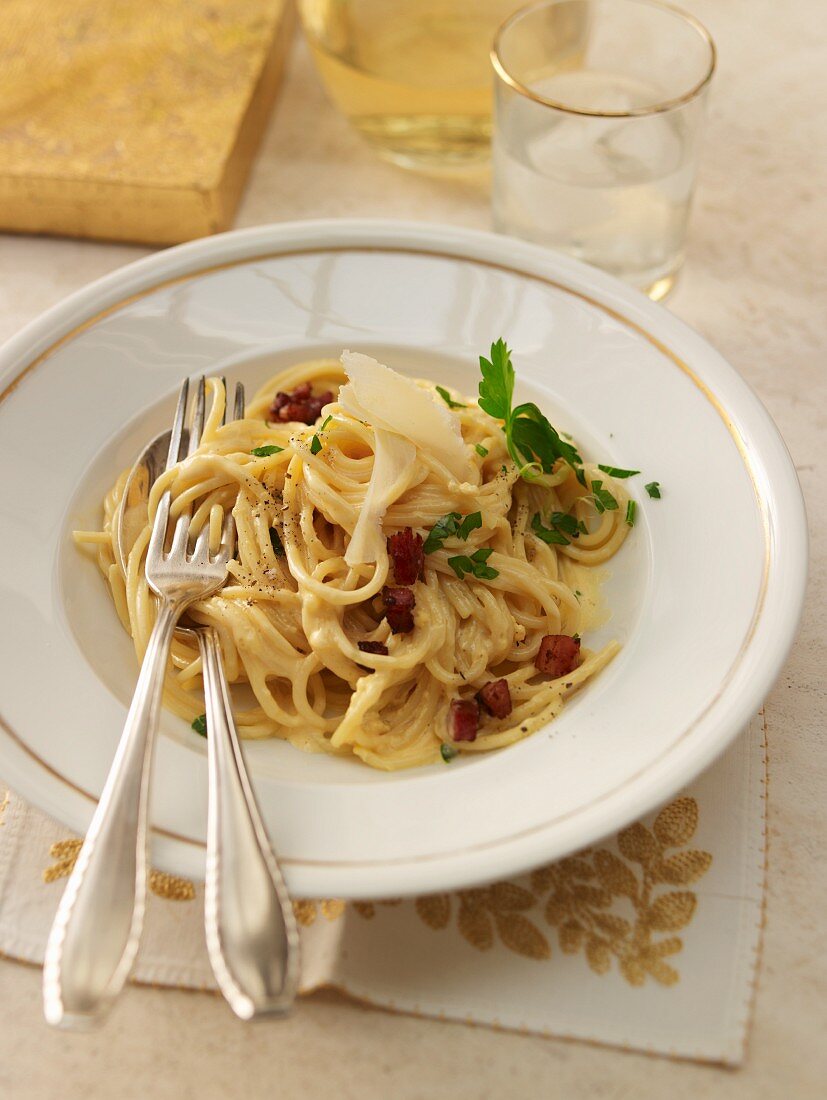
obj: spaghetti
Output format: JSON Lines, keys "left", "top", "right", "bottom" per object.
{"left": 76, "top": 348, "right": 631, "bottom": 770}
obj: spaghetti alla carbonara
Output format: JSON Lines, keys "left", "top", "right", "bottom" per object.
{"left": 76, "top": 343, "right": 632, "bottom": 770}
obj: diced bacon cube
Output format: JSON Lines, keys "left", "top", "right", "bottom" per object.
{"left": 305, "top": 391, "right": 333, "bottom": 421}
{"left": 535, "top": 635, "right": 581, "bottom": 678}
{"left": 382, "top": 586, "right": 415, "bottom": 634}
{"left": 388, "top": 527, "right": 424, "bottom": 585}
{"left": 450, "top": 699, "right": 479, "bottom": 742}
{"left": 476, "top": 678, "right": 512, "bottom": 719}
{"left": 269, "top": 384, "right": 333, "bottom": 424}
{"left": 277, "top": 401, "right": 313, "bottom": 422}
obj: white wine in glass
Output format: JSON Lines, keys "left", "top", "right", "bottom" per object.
{"left": 298, "top": 0, "right": 520, "bottom": 170}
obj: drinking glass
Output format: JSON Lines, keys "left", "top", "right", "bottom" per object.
{"left": 491, "top": 0, "right": 716, "bottom": 299}
{"left": 298, "top": 0, "right": 520, "bottom": 171}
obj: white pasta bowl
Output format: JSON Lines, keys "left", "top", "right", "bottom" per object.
{"left": 0, "top": 220, "right": 807, "bottom": 897}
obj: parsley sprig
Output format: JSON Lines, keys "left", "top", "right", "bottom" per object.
{"left": 478, "top": 339, "right": 665, "bottom": 507}
{"left": 479, "top": 339, "right": 583, "bottom": 485}
{"left": 448, "top": 547, "right": 498, "bottom": 581}
{"left": 423, "top": 511, "right": 482, "bottom": 554}
{"left": 192, "top": 714, "right": 207, "bottom": 737}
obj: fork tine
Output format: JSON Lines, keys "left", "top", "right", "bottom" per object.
{"left": 170, "top": 511, "right": 190, "bottom": 556}
{"left": 187, "top": 376, "right": 206, "bottom": 457}
{"left": 220, "top": 377, "right": 228, "bottom": 427}
{"left": 165, "top": 379, "right": 189, "bottom": 470}
{"left": 217, "top": 511, "right": 236, "bottom": 562}
{"left": 233, "top": 382, "right": 245, "bottom": 420}
{"left": 192, "top": 523, "right": 212, "bottom": 564}
{"left": 147, "top": 492, "right": 171, "bottom": 559}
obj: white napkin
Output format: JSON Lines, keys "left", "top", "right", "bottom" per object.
{"left": 0, "top": 713, "right": 765, "bottom": 1065}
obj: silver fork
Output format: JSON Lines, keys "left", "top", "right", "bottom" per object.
{"left": 43, "top": 377, "right": 233, "bottom": 1028}
{"left": 197, "top": 384, "right": 299, "bottom": 1019}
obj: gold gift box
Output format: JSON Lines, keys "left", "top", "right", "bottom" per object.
{"left": 0, "top": 0, "right": 295, "bottom": 245}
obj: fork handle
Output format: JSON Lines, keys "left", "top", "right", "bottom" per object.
{"left": 199, "top": 627, "right": 300, "bottom": 1018}
{"left": 43, "top": 600, "right": 182, "bottom": 1028}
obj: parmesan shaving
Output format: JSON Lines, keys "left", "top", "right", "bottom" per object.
{"left": 340, "top": 351, "right": 473, "bottom": 482}
{"left": 344, "top": 427, "right": 415, "bottom": 566}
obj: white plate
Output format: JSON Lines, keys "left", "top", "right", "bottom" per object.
{"left": 0, "top": 221, "right": 807, "bottom": 898}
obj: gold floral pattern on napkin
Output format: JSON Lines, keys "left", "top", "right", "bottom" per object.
{"left": 0, "top": 715, "right": 766, "bottom": 1063}
{"left": 43, "top": 838, "right": 195, "bottom": 901}
{"left": 415, "top": 883, "right": 552, "bottom": 960}
{"left": 402, "top": 797, "right": 711, "bottom": 985}
{"left": 293, "top": 898, "right": 347, "bottom": 925}
{"left": 41, "top": 796, "right": 710, "bottom": 986}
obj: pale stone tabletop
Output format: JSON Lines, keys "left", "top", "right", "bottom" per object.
{"left": 1, "top": 2, "right": 824, "bottom": 1096}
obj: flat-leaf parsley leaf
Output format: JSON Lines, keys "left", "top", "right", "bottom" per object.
{"left": 435, "top": 385, "right": 465, "bottom": 409}
{"left": 192, "top": 714, "right": 207, "bottom": 737}
{"left": 448, "top": 547, "right": 498, "bottom": 581}
{"left": 310, "top": 414, "right": 333, "bottom": 455}
{"left": 591, "top": 480, "right": 619, "bottom": 514}
{"left": 251, "top": 444, "right": 283, "bottom": 457}
{"left": 423, "top": 511, "right": 482, "bottom": 554}
{"left": 478, "top": 338, "right": 515, "bottom": 421}
{"left": 531, "top": 511, "right": 582, "bottom": 546}
{"left": 645, "top": 481, "right": 662, "bottom": 499}
{"left": 597, "top": 464, "right": 639, "bottom": 479}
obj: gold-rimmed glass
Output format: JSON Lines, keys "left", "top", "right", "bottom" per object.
{"left": 491, "top": 0, "right": 716, "bottom": 299}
